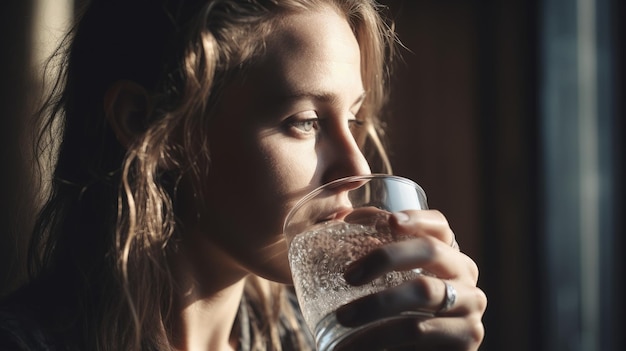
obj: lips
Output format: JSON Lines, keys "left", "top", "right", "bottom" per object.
{"left": 315, "top": 207, "right": 353, "bottom": 224}
{"left": 284, "top": 192, "right": 355, "bottom": 237}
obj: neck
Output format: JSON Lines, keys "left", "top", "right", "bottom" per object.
{"left": 169, "top": 230, "right": 251, "bottom": 351}
{"left": 171, "top": 279, "right": 246, "bottom": 351}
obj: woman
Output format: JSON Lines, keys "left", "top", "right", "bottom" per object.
{"left": 0, "top": 0, "right": 486, "bottom": 350}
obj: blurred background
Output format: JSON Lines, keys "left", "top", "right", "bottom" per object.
{"left": 0, "top": 0, "right": 623, "bottom": 350}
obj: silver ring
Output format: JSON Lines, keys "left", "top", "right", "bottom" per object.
{"left": 438, "top": 280, "right": 457, "bottom": 314}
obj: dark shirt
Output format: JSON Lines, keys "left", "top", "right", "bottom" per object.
{"left": 0, "top": 309, "right": 55, "bottom": 351}
{"left": 237, "top": 292, "right": 315, "bottom": 351}
{"left": 0, "top": 291, "right": 314, "bottom": 351}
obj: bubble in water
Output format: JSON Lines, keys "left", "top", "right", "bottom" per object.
{"left": 288, "top": 221, "right": 417, "bottom": 331}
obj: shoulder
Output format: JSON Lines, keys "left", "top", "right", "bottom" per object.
{"left": 0, "top": 305, "right": 56, "bottom": 351}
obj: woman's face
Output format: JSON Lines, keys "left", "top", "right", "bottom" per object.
{"left": 187, "top": 6, "right": 371, "bottom": 283}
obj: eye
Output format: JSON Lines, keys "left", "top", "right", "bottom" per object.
{"left": 348, "top": 119, "right": 365, "bottom": 135}
{"left": 287, "top": 118, "right": 320, "bottom": 134}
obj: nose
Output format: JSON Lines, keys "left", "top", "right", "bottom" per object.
{"left": 319, "top": 122, "right": 372, "bottom": 184}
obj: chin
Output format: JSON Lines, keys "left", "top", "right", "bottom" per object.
{"left": 241, "top": 235, "right": 294, "bottom": 283}
{"left": 244, "top": 249, "right": 294, "bottom": 285}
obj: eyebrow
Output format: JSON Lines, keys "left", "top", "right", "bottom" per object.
{"left": 277, "top": 90, "right": 367, "bottom": 109}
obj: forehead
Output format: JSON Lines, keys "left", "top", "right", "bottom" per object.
{"left": 214, "top": 6, "right": 364, "bottom": 120}
{"left": 251, "top": 6, "right": 362, "bottom": 95}
{"left": 266, "top": 6, "right": 358, "bottom": 60}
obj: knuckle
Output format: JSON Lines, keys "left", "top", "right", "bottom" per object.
{"left": 457, "top": 251, "right": 480, "bottom": 283}
{"left": 432, "top": 209, "right": 451, "bottom": 227}
{"left": 429, "top": 209, "right": 445, "bottom": 220}
{"left": 467, "top": 257, "right": 480, "bottom": 282}
{"left": 475, "top": 288, "right": 488, "bottom": 313}
{"left": 468, "top": 317, "right": 486, "bottom": 345}
{"left": 419, "top": 235, "right": 440, "bottom": 258}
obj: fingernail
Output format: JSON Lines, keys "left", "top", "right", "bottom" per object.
{"left": 336, "top": 304, "right": 357, "bottom": 325}
{"left": 392, "top": 212, "right": 409, "bottom": 223}
{"left": 344, "top": 265, "right": 364, "bottom": 285}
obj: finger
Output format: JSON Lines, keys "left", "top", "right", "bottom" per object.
{"left": 333, "top": 315, "right": 483, "bottom": 351}
{"left": 417, "top": 315, "right": 486, "bottom": 350}
{"left": 336, "top": 278, "right": 485, "bottom": 327}
{"left": 389, "top": 210, "right": 455, "bottom": 244}
{"left": 344, "top": 236, "right": 478, "bottom": 286}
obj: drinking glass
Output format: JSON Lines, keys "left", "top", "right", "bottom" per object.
{"left": 283, "top": 174, "right": 432, "bottom": 351}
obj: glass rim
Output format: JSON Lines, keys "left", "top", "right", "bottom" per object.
{"left": 283, "top": 173, "right": 425, "bottom": 233}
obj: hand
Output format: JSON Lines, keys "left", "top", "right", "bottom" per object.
{"left": 334, "top": 210, "right": 487, "bottom": 351}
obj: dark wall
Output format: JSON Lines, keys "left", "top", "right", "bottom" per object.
{"left": 0, "top": 1, "right": 37, "bottom": 297}
{"left": 383, "top": 1, "right": 539, "bottom": 350}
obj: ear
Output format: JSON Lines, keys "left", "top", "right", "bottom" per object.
{"left": 103, "top": 80, "right": 151, "bottom": 148}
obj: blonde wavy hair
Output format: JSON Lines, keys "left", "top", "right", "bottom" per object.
{"left": 30, "top": 0, "right": 397, "bottom": 350}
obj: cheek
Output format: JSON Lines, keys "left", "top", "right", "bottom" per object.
{"left": 195, "top": 136, "right": 319, "bottom": 282}
{"left": 241, "top": 138, "right": 318, "bottom": 228}
{"left": 204, "top": 133, "right": 317, "bottom": 246}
